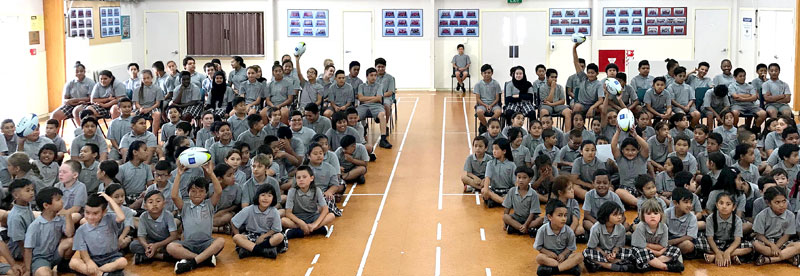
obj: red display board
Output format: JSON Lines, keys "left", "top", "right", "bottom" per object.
{"left": 599, "top": 50, "right": 626, "bottom": 73}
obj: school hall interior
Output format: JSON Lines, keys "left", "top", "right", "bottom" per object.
{"left": 3, "top": 0, "right": 800, "bottom": 275}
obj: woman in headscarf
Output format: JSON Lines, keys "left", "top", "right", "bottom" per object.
{"left": 207, "top": 71, "right": 235, "bottom": 117}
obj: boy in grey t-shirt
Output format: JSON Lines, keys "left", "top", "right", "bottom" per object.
{"left": 452, "top": 44, "right": 471, "bottom": 92}
{"left": 130, "top": 190, "right": 178, "bottom": 264}
{"left": 473, "top": 64, "right": 502, "bottom": 129}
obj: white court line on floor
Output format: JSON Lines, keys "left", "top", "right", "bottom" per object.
{"left": 462, "top": 98, "right": 473, "bottom": 154}
{"left": 443, "top": 193, "right": 476, "bottom": 196}
{"left": 480, "top": 228, "right": 486, "bottom": 241}
{"left": 325, "top": 225, "right": 334, "bottom": 238}
{"left": 356, "top": 97, "right": 420, "bottom": 276}
{"left": 311, "top": 254, "right": 320, "bottom": 264}
{"left": 475, "top": 192, "right": 480, "bottom": 205}
{"left": 438, "top": 98, "right": 446, "bottom": 210}
{"left": 304, "top": 267, "right": 314, "bottom": 276}
{"left": 342, "top": 183, "right": 358, "bottom": 207}
{"left": 347, "top": 194, "right": 385, "bottom": 196}
{"left": 435, "top": 247, "right": 441, "bottom": 276}
{"left": 485, "top": 268, "right": 492, "bottom": 276}
{"left": 437, "top": 223, "right": 442, "bottom": 241}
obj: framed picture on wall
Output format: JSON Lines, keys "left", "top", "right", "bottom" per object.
{"left": 644, "top": 6, "right": 687, "bottom": 36}
{"left": 383, "top": 9, "right": 423, "bottom": 37}
{"left": 99, "top": 6, "right": 121, "bottom": 38}
{"left": 288, "top": 9, "right": 328, "bottom": 37}
{"left": 437, "top": 9, "right": 478, "bottom": 37}
{"left": 602, "top": 8, "right": 644, "bottom": 36}
{"left": 549, "top": 8, "right": 590, "bottom": 36}
{"left": 68, "top": 7, "right": 95, "bottom": 38}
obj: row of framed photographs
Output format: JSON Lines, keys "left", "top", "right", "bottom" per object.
{"left": 289, "top": 28, "right": 328, "bottom": 37}
{"left": 437, "top": 9, "right": 478, "bottom": 37}
{"left": 549, "top": 8, "right": 591, "bottom": 36}
{"left": 383, "top": 27, "right": 422, "bottom": 37}
{"left": 439, "top": 27, "right": 477, "bottom": 37}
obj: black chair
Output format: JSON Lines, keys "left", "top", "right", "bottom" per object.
{"left": 451, "top": 68, "right": 471, "bottom": 94}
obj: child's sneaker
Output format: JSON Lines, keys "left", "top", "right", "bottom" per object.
{"left": 792, "top": 254, "right": 800, "bottom": 267}
{"left": 204, "top": 255, "right": 217, "bottom": 267}
{"left": 356, "top": 175, "right": 366, "bottom": 184}
{"left": 369, "top": 153, "right": 377, "bottom": 162}
{"left": 379, "top": 139, "right": 393, "bottom": 149}
{"left": 174, "top": 259, "right": 195, "bottom": 274}
{"left": 583, "top": 259, "right": 597, "bottom": 272}
{"left": 102, "top": 270, "right": 125, "bottom": 276}
{"left": 279, "top": 236, "right": 289, "bottom": 253}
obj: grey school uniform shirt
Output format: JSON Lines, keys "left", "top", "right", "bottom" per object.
{"left": 582, "top": 190, "right": 625, "bottom": 218}
{"left": 631, "top": 221, "right": 669, "bottom": 248}
{"left": 132, "top": 83, "right": 165, "bottom": 109}
{"left": 304, "top": 116, "right": 332, "bottom": 137}
{"left": 705, "top": 212, "right": 742, "bottom": 242}
{"left": 664, "top": 207, "right": 698, "bottom": 239}
{"left": 137, "top": 210, "right": 178, "bottom": 242}
{"left": 702, "top": 89, "right": 730, "bottom": 113}
{"left": 231, "top": 205, "right": 282, "bottom": 234}
{"left": 534, "top": 223, "right": 576, "bottom": 254}
{"left": 118, "top": 161, "right": 154, "bottom": 195}
{"left": 666, "top": 151, "right": 698, "bottom": 174}
{"left": 647, "top": 136, "right": 671, "bottom": 163}
{"left": 336, "top": 144, "right": 370, "bottom": 170}
{"left": 20, "top": 136, "right": 52, "bottom": 161}
{"left": 72, "top": 213, "right": 122, "bottom": 259}
{"left": 91, "top": 80, "right": 127, "bottom": 100}
{"left": 688, "top": 74, "right": 712, "bottom": 90}
{"left": 643, "top": 88, "right": 673, "bottom": 113}
{"left": 502, "top": 186, "right": 541, "bottom": 222}
{"left": 286, "top": 187, "right": 326, "bottom": 218}
{"left": 181, "top": 199, "right": 215, "bottom": 244}
{"left": 474, "top": 79, "right": 502, "bottom": 106}
{"left": 229, "top": 67, "right": 248, "bottom": 88}
{"left": 617, "top": 155, "right": 647, "bottom": 188}
{"left": 630, "top": 74, "right": 654, "bottom": 91}
{"left": 267, "top": 78, "right": 298, "bottom": 105}
{"left": 667, "top": 82, "right": 694, "bottom": 108}
{"left": 7, "top": 203, "right": 34, "bottom": 258}
{"left": 241, "top": 176, "right": 280, "bottom": 206}
{"left": 485, "top": 159, "right": 516, "bottom": 190}
{"left": 587, "top": 222, "right": 626, "bottom": 251}
{"left": 24, "top": 215, "right": 67, "bottom": 262}
{"left": 300, "top": 81, "right": 324, "bottom": 108}
{"left": 713, "top": 73, "right": 735, "bottom": 87}
{"left": 728, "top": 82, "right": 758, "bottom": 107}
{"left": 63, "top": 77, "right": 95, "bottom": 102}
{"left": 753, "top": 208, "right": 797, "bottom": 239}
{"left": 452, "top": 54, "right": 471, "bottom": 69}
{"left": 575, "top": 72, "right": 604, "bottom": 106}
{"left": 239, "top": 80, "right": 266, "bottom": 105}
{"left": 327, "top": 82, "right": 355, "bottom": 107}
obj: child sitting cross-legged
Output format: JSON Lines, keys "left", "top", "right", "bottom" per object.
{"left": 664, "top": 187, "right": 700, "bottom": 257}
{"left": 130, "top": 190, "right": 178, "bottom": 265}
{"left": 533, "top": 200, "right": 583, "bottom": 276}
{"left": 281, "top": 165, "right": 336, "bottom": 239}
{"left": 69, "top": 192, "right": 128, "bottom": 276}
{"left": 231, "top": 184, "right": 287, "bottom": 259}
{"left": 582, "top": 201, "right": 635, "bottom": 272}
{"left": 697, "top": 190, "right": 752, "bottom": 266}
{"left": 25, "top": 187, "right": 75, "bottom": 276}
{"left": 502, "top": 166, "right": 543, "bottom": 236}
{"left": 752, "top": 186, "right": 800, "bottom": 266}
{"left": 631, "top": 198, "right": 684, "bottom": 272}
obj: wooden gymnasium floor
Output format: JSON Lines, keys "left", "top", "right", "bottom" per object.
{"left": 56, "top": 92, "right": 799, "bottom": 276}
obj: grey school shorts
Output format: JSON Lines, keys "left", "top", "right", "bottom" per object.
{"left": 731, "top": 104, "right": 762, "bottom": 115}
{"left": 176, "top": 238, "right": 216, "bottom": 255}
{"left": 30, "top": 256, "right": 56, "bottom": 274}
{"left": 673, "top": 105, "right": 698, "bottom": 114}
{"left": 766, "top": 103, "right": 792, "bottom": 114}
{"left": 540, "top": 104, "right": 568, "bottom": 115}
{"left": 356, "top": 103, "right": 385, "bottom": 120}
{"left": 295, "top": 212, "right": 321, "bottom": 224}
{"left": 476, "top": 104, "right": 502, "bottom": 115}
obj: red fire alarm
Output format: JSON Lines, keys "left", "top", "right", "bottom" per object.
{"left": 30, "top": 49, "right": 36, "bottom": 55}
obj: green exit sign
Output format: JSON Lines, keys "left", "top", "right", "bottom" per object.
{"left": 508, "top": 0, "right": 522, "bottom": 3}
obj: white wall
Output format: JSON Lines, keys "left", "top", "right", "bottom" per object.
{"left": 67, "top": 0, "right": 795, "bottom": 91}
{"left": 0, "top": 0, "right": 48, "bottom": 119}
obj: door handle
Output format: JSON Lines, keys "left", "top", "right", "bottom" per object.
{"left": 774, "top": 55, "right": 779, "bottom": 59}
{"left": 171, "top": 50, "right": 178, "bottom": 54}
{"left": 345, "top": 50, "right": 351, "bottom": 53}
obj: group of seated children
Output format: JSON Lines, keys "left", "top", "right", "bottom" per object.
{"left": 0, "top": 54, "right": 398, "bottom": 275}
{"left": 463, "top": 44, "right": 800, "bottom": 274}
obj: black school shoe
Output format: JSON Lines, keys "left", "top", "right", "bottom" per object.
{"left": 536, "top": 265, "right": 556, "bottom": 276}
{"left": 312, "top": 225, "right": 329, "bottom": 236}
{"left": 102, "top": 270, "right": 125, "bottom": 276}
{"left": 584, "top": 259, "right": 598, "bottom": 273}
{"left": 262, "top": 247, "right": 278, "bottom": 259}
{"left": 566, "top": 265, "right": 581, "bottom": 275}
{"left": 666, "top": 260, "right": 684, "bottom": 273}
{"left": 285, "top": 228, "right": 305, "bottom": 239}
{"left": 237, "top": 247, "right": 252, "bottom": 259}
{"left": 575, "top": 234, "right": 588, "bottom": 243}
{"left": 379, "top": 138, "right": 393, "bottom": 149}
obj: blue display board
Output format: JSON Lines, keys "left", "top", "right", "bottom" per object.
{"left": 438, "top": 9, "right": 479, "bottom": 37}
{"left": 288, "top": 9, "right": 329, "bottom": 37}
{"left": 382, "top": 9, "right": 423, "bottom": 37}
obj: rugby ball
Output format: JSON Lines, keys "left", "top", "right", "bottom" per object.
{"left": 294, "top": 42, "right": 307, "bottom": 56}
{"left": 571, "top": 33, "right": 586, "bottom": 44}
{"left": 617, "top": 108, "right": 635, "bottom": 132}
{"left": 15, "top": 113, "right": 38, "bottom": 138}
{"left": 178, "top": 147, "right": 211, "bottom": 168}
{"left": 605, "top": 78, "right": 623, "bottom": 95}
